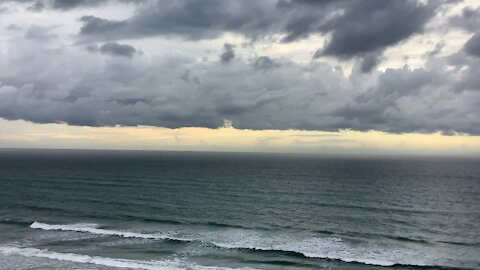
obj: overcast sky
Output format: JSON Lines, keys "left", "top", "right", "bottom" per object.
{"left": 0, "top": 0, "right": 479, "bottom": 154}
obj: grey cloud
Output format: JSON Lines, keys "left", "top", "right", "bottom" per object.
{"left": 464, "top": 33, "right": 480, "bottom": 58}
{"left": 446, "top": 49, "right": 480, "bottom": 92}
{"left": 51, "top": 0, "right": 108, "bottom": 10}
{"left": 27, "top": 1, "right": 44, "bottom": 11}
{"left": 80, "top": 0, "right": 273, "bottom": 41}
{"left": 6, "top": 24, "right": 21, "bottom": 31}
{"left": 335, "top": 67, "right": 450, "bottom": 133}
{"left": 78, "top": 0, "right": 441, "bottom": 71}
{"left": 1, "top": 33, "right": 479, "bottom": 134}
{"left": 5, "top": 0, "right": 138, "bottom": 10}
{"left": 0, "top": 0, "right": 479, "bottom": 135}
{"left": 311, "top": 0, "right": 440, "bottom": 71}
{"left": 320, "top": 1, "right": 438, "bottom": 58}
{"left": 253, "top": 56, "right": 279, "bottom": 71}
{"left": 290, "top": 134, "right": 341, "bottom": 138}
{"left": 98, "top": 42, "right": 137, "bottom": 58}
{"left": 24, "top": 25, "right": 57, "bottom": 40}
{"left": 220, "top": 43, "right": 235, "bottom": 64}
{"left": 450, "top": 6, "right": 480, "bottom": 32}
{"left": 359, "top": 52, "right": 383, "bottom": 73}
{"left": 426, "top": 42, "right": 445, "bottom": 58}
{"left": 80, "top": 16, "right": 126, "bottom": 37}
{"left": 455, "top": 59, "right": 480, "bottom": 92}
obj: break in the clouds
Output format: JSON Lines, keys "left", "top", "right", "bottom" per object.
{"left": 0, "top": 0, "right": 479, "bottom": 134}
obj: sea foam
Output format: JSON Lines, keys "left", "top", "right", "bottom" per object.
{"left": 0, "top": 246, "right": 256, "bottom": 270}
{"left": 29, "top": 221, "right": 438, "bottom": 267}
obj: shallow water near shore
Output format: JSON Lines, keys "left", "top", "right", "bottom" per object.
{"left": 1, "top": 149, "right": 479, "bottom": 270}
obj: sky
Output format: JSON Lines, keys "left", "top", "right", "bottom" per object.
{"left": 0, "top": 0, "right": 479, "bottom": 156}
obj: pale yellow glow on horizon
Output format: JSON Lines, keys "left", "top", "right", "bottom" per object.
{"left": 1, "top": 119, "right": 479, "bottom": 156}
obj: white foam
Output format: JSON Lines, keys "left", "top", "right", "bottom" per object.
{"left": 208, "top": 232, "right": 398, "bottom": 267}
{"left": 187, "top": 230, "right": 440, "bottom": 267}
{"left": 29, "top": 222, "right": 441, "bottom": 268}
{"left": 0, "top": 246, "right": 255, "bottom": 270}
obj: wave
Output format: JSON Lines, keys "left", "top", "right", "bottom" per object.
{"left": 31, "top": 222, "right": 190, "bottom": 241}
{"left": 30, "top": 222, "right": 477, "bottom": 269}
{"left": 30, "top": 222, "right": 394, "bottom": 266}
{"left": 330, "top": 229, "right": 431, "bottom": 244}
{"left": 119, "top": 215, "right": 257, "bottom": 230}
{"left": 438, "top": 240, "right": 480, "bottom": 247}
{"left": 0, "top": 246, "right": 255, "bottom": 270}
{"left": 120, "top": 215, "right": 186, "bottom": 225}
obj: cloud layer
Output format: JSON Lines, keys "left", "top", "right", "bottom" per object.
{"left": 78, "top": 0, "right": 442, "bottom": 70}
{"left": 0, "top": 0, "right": 479, "bottom": 134}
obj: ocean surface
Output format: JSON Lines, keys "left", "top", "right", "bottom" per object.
{"left": 0, "top": 149, "right": 479, "bottom": 270}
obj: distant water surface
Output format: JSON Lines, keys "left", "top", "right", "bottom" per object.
{"left": 0, "top": 149, "right": 479, "bottom": 270}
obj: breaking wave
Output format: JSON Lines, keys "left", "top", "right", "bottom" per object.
{"left": 29, "top": 221, "right": 459, "bottom": 268}
{"left": 0, "top": 246, "right": 256, "bottom": 270}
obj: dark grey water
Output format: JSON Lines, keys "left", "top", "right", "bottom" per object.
{"left": 0, "top": 149, "right": 479, "bottom": 270}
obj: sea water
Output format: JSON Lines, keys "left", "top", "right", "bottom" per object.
{"left": 0, "top": 149, "right": 479, "bottom": 270}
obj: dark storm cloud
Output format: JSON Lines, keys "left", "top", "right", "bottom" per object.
{"left": 78, "top": 0, "right": 442, "bottom": 70}
{"left": 319, "top": 1, "right": 437, "bottom": 57}
{"left": 220, "top": 43, "right": 235, "bottom": 64}
{"left": 464, "top": 33, "right": 480, "bottom": 58}
{"left": 309, "top": 0, "right": 441, "bottom": 71}
{"left": 79, "top": 0, "right": 274, "bottom": 41}
{"left": 0, "top": 0, "right": 479, "bottom": 134}
{"left": 1, "top": 35, "right": 479, "bottom": 134}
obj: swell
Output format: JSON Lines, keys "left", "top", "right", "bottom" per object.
{"left": 0, "top": 219, "right": 32, "bottom": 226}
{"left": 323, "top": 229, "right": 431, "bottom": 244}
{"left": 20, "top": 204, "right": 264, "bottom": 231}
{"left": 307, "top": 200, "right": 480, "bottom": 217}
{"left": 313, "top": 229, "right": 480, "bottom": 247}
{"left": 119, "top": 215, "right": 185, "bottom": 225}
{"left": 30, "top": 222, "right": 191, "bottom": 242}
{"left": 438, "top": 240, "right": 480, "bottom": 247}
{"left": 126, "top": 216, "right": 258, "bottom": 231}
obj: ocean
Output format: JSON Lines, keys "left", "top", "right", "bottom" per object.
{"left": 0, "top": 149, "right": 479, "bottom": 270}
